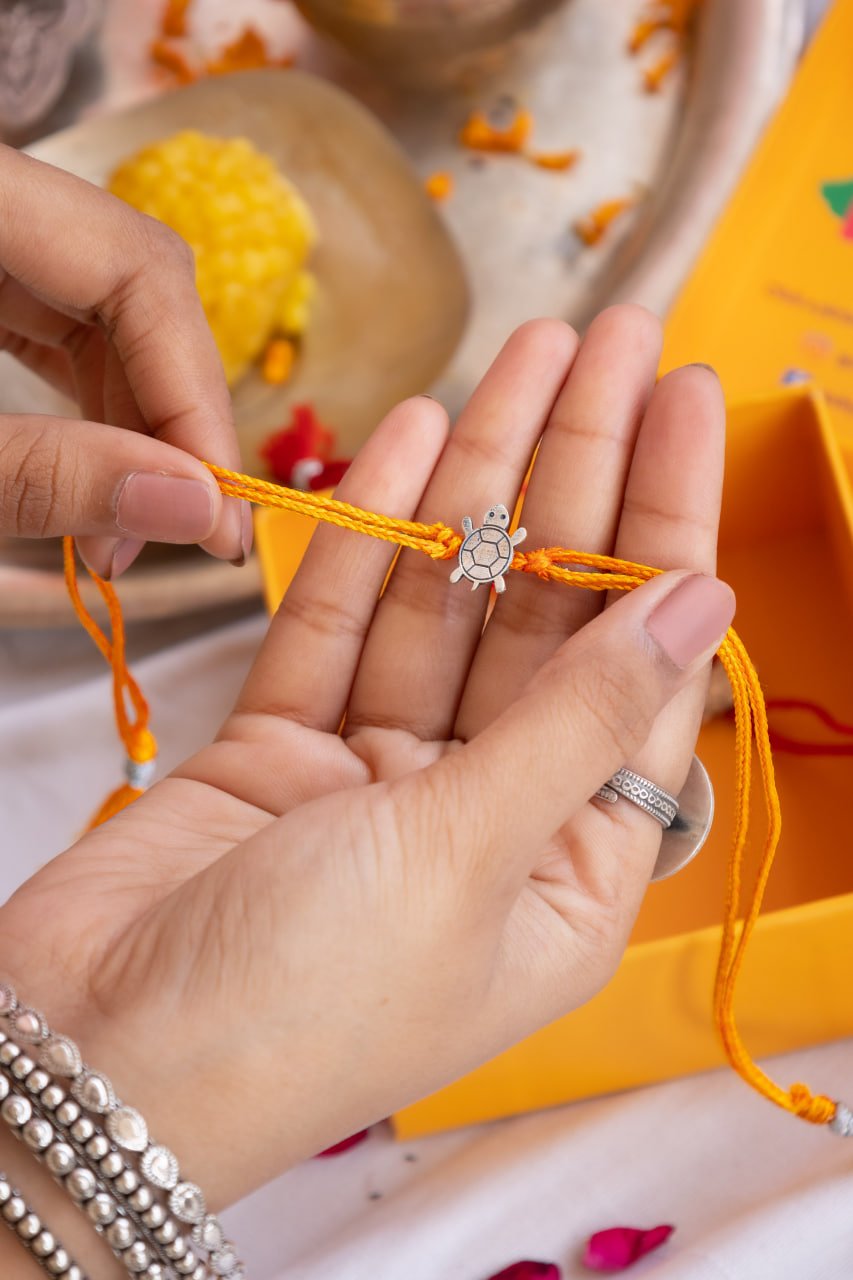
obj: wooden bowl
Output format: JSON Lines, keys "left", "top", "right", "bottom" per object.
{"left": 0, "top": 68, "right": 469, "bottom": 626}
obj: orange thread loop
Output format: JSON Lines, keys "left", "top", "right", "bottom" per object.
{"left": 63, "top": 466, "right": 838, "bottom": 1132}
{"left": 63, "top": 537, "right": 158, "bottom": 829}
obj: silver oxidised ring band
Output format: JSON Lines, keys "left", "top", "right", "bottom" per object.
{"left": 594, "top": 756, "right": 715, "bottom": 882}
{"left": 595, "top": 767, "right": 678, "bottom": 828}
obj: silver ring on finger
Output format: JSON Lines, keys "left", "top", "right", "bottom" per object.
{"left": 594, "top": 755, "right": 714, "bottom": 881}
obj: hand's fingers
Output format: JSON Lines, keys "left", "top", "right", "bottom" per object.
{"left": 234, "top": 396, "right": 449, "bottom": 732}
{"left": 76, "top": 344, "right": 153, "bottom": 577}
{"left": 0, "top": 147, "right": 244, "bottom": 562}
{"left": 0, "top": 271, "right": 147, "bottom": 433}
{"left": 456, "top": 305, "right": 662, "bottom": 740}
{"left": 0, "top": 415, "right": 225, "bottom": 566}
{"left": 0, "top": 275, "right": 171, "bottom": 576}
{"left": 605, "top": 364, "right": 726, "bottom": 795}
{"left": 393, "top": 570, "right": 735, "bottom": 894}
{"left": 0, "top": 325, "right": 75, "bottom": 398}
{"left": 346, "top": 319, "right": 579, "bottom": 742}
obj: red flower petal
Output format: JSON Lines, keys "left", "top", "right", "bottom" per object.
{"left": 260, "top": 403, "right": 336, "bottom": 485}
{"left": 309, "top": 459, "right": 350, "bottom": 490}
{"left": 582, "top": 1226, "right": 674, "bottom": 1272}
{"left": 314, "top": 1129, "right": 370, "bottom": 1157}
{"left": 487, "top": 1264, "right": 561, "bottom": 1280}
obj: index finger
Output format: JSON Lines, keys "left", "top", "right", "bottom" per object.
{"left": 0, "top": 145, "right": 244, "bottom": 562}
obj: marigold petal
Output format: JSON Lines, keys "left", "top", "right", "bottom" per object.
{"left": 459, "top": 109, "right": 534, "bottom": 154}
{"left": 425, "top": 171, "right": 454, "bottom": 200}
{"left": 149, "top": 38, "right": 197, "bottom": 83}
{"left": 262, "top": 338, "right": 296, "bottom": 385}
{"left": 206, "top": 27, "right": 273, "bottom": 75}
{"left": 574, "top": 197, "right": 633, "bottom": 246}
{"left": 643, "top": 47, "right": 679, "bottom": 92}
{"left": 529, "top": 149, "right": 580, "bottom": 172}
{"left": 161, "top": 0, "right": 191, "bottom": 38}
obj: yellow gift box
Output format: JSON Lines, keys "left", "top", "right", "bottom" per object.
{"left": 660, "top": 0, "right": 853, "bottom": 477}
{"left": 255, "top": 389, "right": 853, "bottom": 1138}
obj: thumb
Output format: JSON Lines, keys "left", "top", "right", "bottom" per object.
{"left": 398, "top": 570, "right": 735, "bottom": 886}
{"left": 1, "top": 414, "right": 229, "bottom": 576}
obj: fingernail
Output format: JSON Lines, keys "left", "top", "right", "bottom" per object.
{"left": 231, "top": 502, "right": 254, "bottom": 567}
{"left": 109, "top": 538, "right": 145, "bottom": 580}
{"left": 646, "top": 574, "right": 735, "bottom": 668}
{"left": 115, "top": 473, "right": 215, "bottom": 544}
{"left": 687, "top": 362, "right": 718, "bottom": 376}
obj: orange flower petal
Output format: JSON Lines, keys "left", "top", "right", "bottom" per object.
{"left": 206, "top": 27, "right": 273, "bottom": 75}
{"left": 459, "top": 108, "right": 534, "bottom": 154}
{"left": 643, "top": 47, "right": 679, "bottom": 92}
{"left": 529, "top": 149, "right": 580, "bottom": 172}
{"left": 262, "top": 338, "right": 296, "bottom": 386}
{"left": 161, "top": 0, "right": 192, "bottom": 38}
{"left": 574, "top": 197, "right": 633, "bottom": 246}
{"left": 424, "top": 171, "right": 454, "bottom": 201}
{"left": 628, "top": 16, "right": 666, "bottom": 53}
{"left": 149, "top": 38, "right": 197, "bottom": 84}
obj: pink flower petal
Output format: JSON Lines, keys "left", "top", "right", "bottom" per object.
{"left": 487, "top": 1264, "right": 561, "bottom": 1280}
{"left": 582, "top": 1225, "right": 674, "bottom": 1272}
{"left": 314, "top": 1129, "right": 370, "bottom": 1157}
{"left": 843, "top": 206, "right": 853, "bottom": 240}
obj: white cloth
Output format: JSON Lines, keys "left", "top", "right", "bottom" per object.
{"left": 1, "top": 616, "right": 851, "bottom": 1279}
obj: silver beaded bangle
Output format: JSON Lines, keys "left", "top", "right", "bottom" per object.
{"left": 0, "top": 1072, "right": 160, "bottom": 1277}
{"left": 0, "top": 1039, "right": 216, "bottom": 1280}
{"left": 0, "top": 1168, "right": 86, "bottom": 1280}
{"left": 0, "top": 984, "right": 243, "bottom": 1279}
{"left": 0, "top": 1033, "right": 203, "bottom": 1279}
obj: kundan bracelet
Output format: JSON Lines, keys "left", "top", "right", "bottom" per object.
{"left": 0, "top": 983, "right": 243, "bottom": 1280}
{"left": 0, "top": 1168, "right": 85, "bottom": 1279}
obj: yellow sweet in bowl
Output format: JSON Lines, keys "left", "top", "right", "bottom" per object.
{"left": 108, "top": 129, "right": 317, "bottom": 385}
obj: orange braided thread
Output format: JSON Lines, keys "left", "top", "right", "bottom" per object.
{"left": 63, "top": 536, "right": 157, "bottom": 829}
{"left": 63, "top": 466, "right": 836, "bottom": 1130}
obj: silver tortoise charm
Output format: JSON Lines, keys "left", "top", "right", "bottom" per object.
{"left": 450, "top": 503, "right": 527, "bottom": 594}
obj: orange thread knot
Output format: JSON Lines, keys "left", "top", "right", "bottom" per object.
{"left": 518, "top": 549, "right": 555, "bottom": 579}
{"left": 789, "top": 1084, "right": 837, "bottom": 1125}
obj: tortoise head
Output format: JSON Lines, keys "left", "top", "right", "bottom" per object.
{"left": 483, "top": 503, "right": 510, "bottom": 528}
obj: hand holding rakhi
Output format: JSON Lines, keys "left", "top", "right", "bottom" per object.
{"left": 0, "top": 311, "right": 733, "bottom": 1236}
{"left": 0, "top": 145, "right": 248, "bottom": 576}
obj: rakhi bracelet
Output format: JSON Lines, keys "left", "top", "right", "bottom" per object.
{"left": 0, "top": 1169, "right": 85, "bottom": 1280}
{"left": 0, "top": 986, "right": 243, "bottom": 1279}
{"left": 59, "top": 466, "right": 851, "bottom": 1140}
